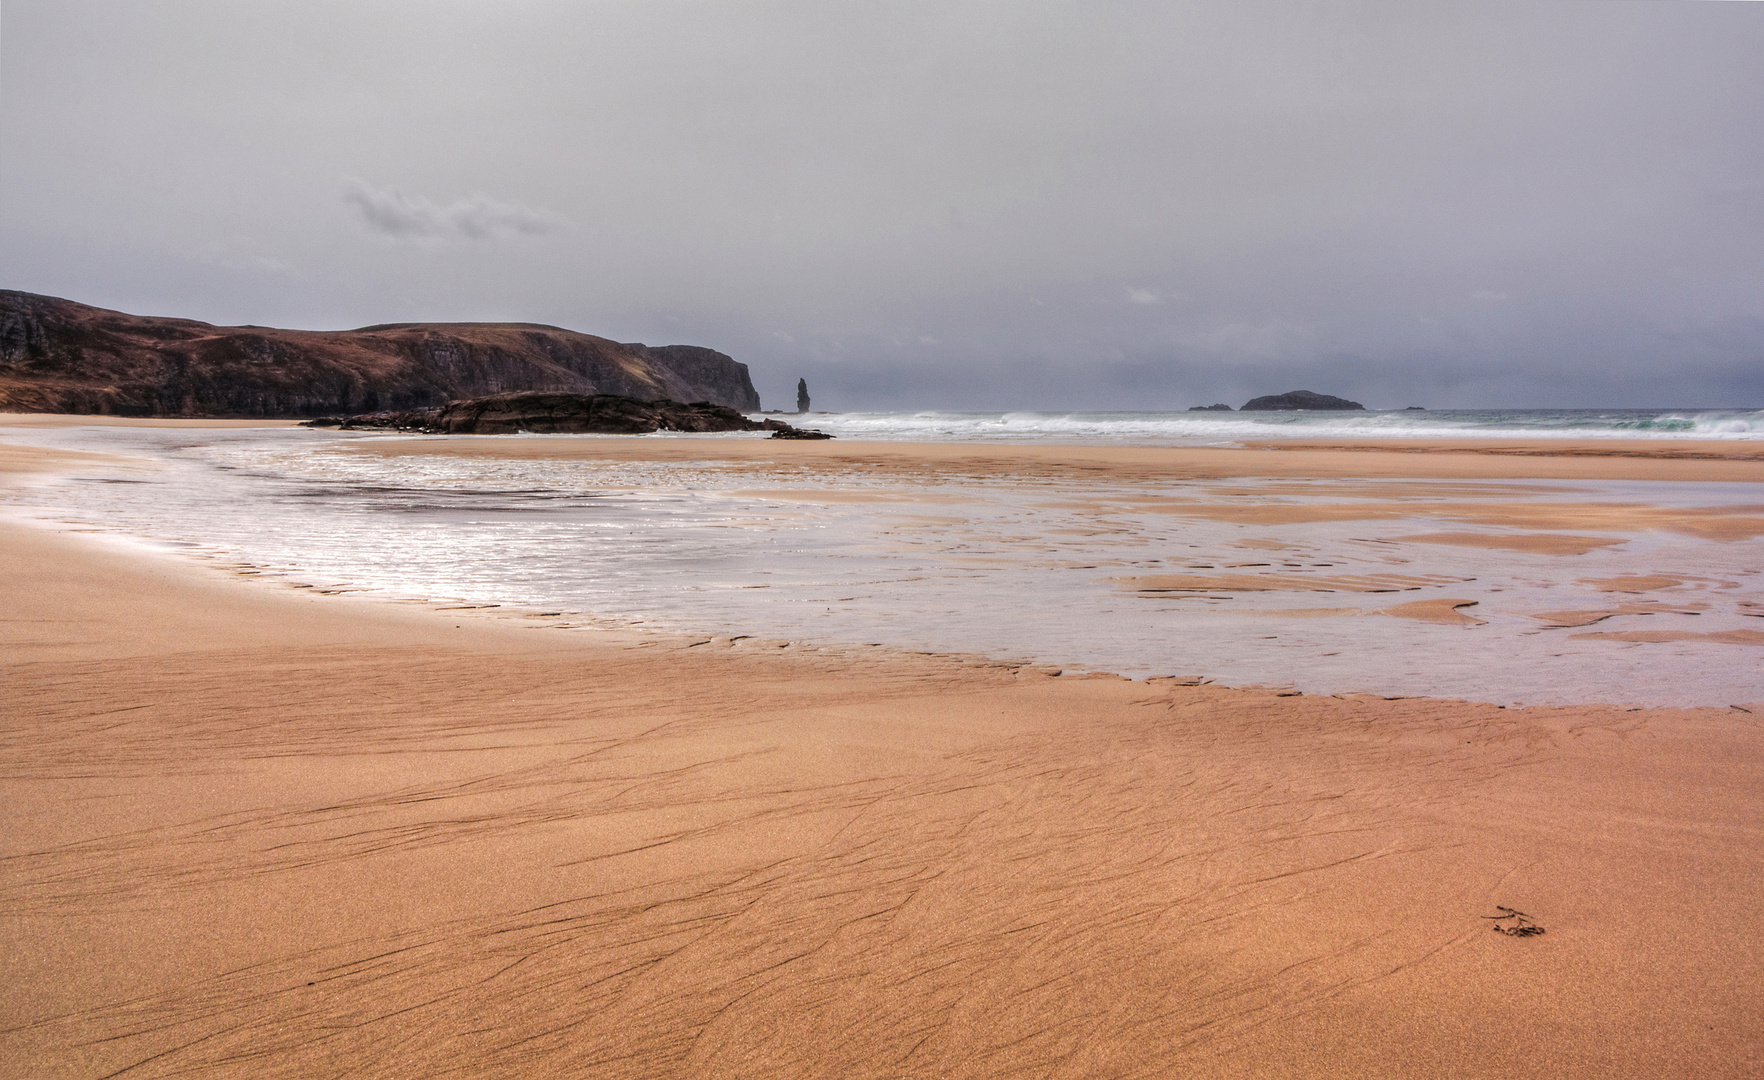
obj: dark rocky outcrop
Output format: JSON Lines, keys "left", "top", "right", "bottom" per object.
{"left": 1188, "top": 403, "right": 1234, "bottom": 411}
{"left": 303, "top": 410, "right": 438, "bottom": 432}
{"left": 768, "top": 424, "right": 833, "bottom": 440}
{"left": 0, "top": 290, "right": 761, "bottom": 417}
{"left": 434, "top": 392, "right": 768, "bottom": 435}
{"left": 305, "top": 391, "right": 833, "bottom": 439}
{"left": 1241, "top": 390, "right": 1365, "bottom": 411}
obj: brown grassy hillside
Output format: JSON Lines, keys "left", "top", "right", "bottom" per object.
{"left": 0, "top": 291, "right": 761, "bottom": 416}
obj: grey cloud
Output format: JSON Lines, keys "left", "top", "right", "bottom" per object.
{"left": 343, "top": 179, "right": 564, "bottom": 241}
{"left": 3, "top": 2, "right": 1762, "bottom": 409}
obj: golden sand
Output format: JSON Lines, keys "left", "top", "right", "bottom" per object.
{"left": 3, "top": 427, "right": 1762, "bottom": 1078}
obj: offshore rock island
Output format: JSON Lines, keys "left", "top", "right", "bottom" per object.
{"left": 0, "top": 290, "right": 761, "bottom": 417}
{"left": 1241, "top": 390, "right": 1365, "bottom": 410}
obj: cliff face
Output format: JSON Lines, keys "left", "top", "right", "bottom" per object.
{"left": 0, "top": 291, "right": 761, "bottom": 416}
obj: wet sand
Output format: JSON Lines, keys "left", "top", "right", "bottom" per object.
{"left": 4, "top": 429, "right": 1764, "bottom": 1077}
{"left": 335, "top": 431, "right": 1764, "bottom": 483}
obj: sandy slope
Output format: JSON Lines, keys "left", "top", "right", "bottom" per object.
{"left": 2, "top": 433, "right": 1763, "bottom": 1078}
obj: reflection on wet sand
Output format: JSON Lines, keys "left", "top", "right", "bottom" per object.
{"left": 3, "top": 426, "right": 1761, "bottom": 706}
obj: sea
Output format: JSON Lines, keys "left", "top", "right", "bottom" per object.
{"left": 794, "top": 407, "right": 1764, "bottom": 442}
{"left": 4, "top": 408, "right": 1761, "bottom": 708}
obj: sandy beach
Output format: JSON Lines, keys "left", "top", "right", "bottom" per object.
{"left": 344, "top": 430, "right": 1764, "bottom": 482}
{"left": 4, "top": 424, "right": 1763, "bottom": 1078}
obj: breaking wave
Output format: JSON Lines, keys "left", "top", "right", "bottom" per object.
{"left": 794, "top": 408, "right": 1764, "bottom": 443}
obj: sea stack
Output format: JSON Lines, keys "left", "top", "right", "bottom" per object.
{"left": 1241, "top": 390, "right": 1364, "bottom": 411}
{"left": 797, "top": 378, "right": 810, "bottom": 414}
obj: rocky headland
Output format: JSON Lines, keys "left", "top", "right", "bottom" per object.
{"left": 0, "top": 291, "right": 761, "bottom": 417}
{"left": 1241, "top": 390, "right": 1365, "bottom": 410}
{"left": 306, "top": 391, "right": 832, "bottom": 438}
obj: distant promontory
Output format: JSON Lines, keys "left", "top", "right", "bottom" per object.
{"left": 0, "top": 290, "right": 761, "bottom": 417}
{"left": 306, "top": 391, "right": 831, "bottom": 439}
{"left": 1241, "top": 390, "right": 1364, "bottom": 411}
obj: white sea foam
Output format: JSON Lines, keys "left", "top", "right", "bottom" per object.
{"left": 792, "top": 408, "right": 1764, "bottom": 443}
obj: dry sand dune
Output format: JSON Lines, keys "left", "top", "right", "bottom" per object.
{"left": 3, "top": 433, "right": 1764, "bottom": 1078}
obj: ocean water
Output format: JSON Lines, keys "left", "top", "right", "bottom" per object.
{"left": 3, "top": 416, "right": 1761, "bottom": 708}
{"left": 794, "top": 407, "right": 1764, "bottom": 443}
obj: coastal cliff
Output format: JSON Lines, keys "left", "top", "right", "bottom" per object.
{"left": 0, "top": 291, "right": 761, "bottom": 416}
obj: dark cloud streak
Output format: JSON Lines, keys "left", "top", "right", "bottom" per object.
{"left": 342, "top": 179, "right": 564, "bottom": 241}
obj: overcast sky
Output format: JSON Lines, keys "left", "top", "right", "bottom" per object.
{"left": 4, "top": 1, "right": 1761, "bottom": 410}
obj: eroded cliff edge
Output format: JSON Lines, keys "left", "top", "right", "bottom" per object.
{"left": 0, "top": 291, "right": 761, "bottom": 416}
